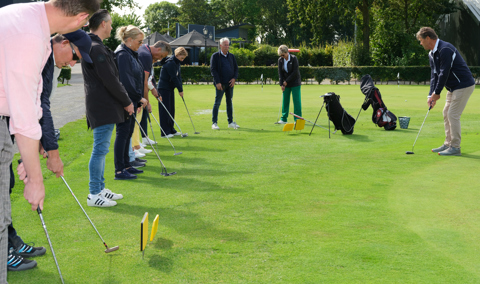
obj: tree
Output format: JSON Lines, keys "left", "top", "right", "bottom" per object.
{"left": 177, "top": 0, "right": 213, "bottom": 26}
{"left": 101, "top": 0, "right": 138, "bottom": 11}
{"left": 103, "top": 12, "right": 143, "bottom": 51}
{"left": 144, "top": 1, "right": 180, "bottom": 37}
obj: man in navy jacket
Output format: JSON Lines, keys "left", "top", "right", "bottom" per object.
{"left": 416, "top": 27, "right": 475, "bottom": 156}
{"left": 210, "top": 38, "right": 239, "bottom": 130}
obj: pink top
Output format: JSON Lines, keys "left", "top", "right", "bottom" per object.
{"left": 0, "top": 2, "right": 51, "bottom": 140}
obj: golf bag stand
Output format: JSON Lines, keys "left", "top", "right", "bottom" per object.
{"left": 322, "top": 92, "right": 356, "bottom": 135}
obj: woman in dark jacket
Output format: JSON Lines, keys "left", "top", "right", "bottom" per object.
{"left": 113, "top": 25, "right": 148, "bottom": 180}
{"left": 157, "top": 47, "right": 187, "bottom": 137}
{"left": 277, "top": 45, "right": 302, "bottom": 123}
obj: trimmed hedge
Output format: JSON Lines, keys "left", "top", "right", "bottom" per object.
{"left": 153, "top": 66, "right": 480, "bottom": 85}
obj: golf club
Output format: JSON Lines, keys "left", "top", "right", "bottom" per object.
{"left": 37, "top": 207, "right": 65, "bottom": 284}
{"left": 17, "top": 159, "right": 65, "bottom": 283}
{"left": 146, "top": 112, "right": 158, "bottom": 147}
{"left": 181, "top": 97, "right": 200, "bottom": 134}
{"left": 406, "top": 105, "right": 432, "bottom": 154}
{"left": 156, "top": 97, "right": 188, "bottom": 137}
{"left": 150, "top": 112, "right": 182, "bottom": 155}
{"left": 290, "top": 112, "right": 336, "bottom": 134}
{"left": 274, "top": 96, "right": 282, "bottom": 124}
{"left": 60, "top": 176, "right": 119, "bottom": 253}
{"left": 134, "top": 115, "right": 177, "bottom": 176}
{"left": 231, "top": 94, "right": 238, "bottom": 130}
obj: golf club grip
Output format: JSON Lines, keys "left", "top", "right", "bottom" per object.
{"left": 37, "top": 207, "right": 41, "bottom": 214}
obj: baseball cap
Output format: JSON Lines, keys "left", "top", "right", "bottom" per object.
{"left": 63, "top": 29, "right": 92, "bottom": 63}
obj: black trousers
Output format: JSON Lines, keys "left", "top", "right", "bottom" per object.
{"left": 114, "top": 102, "right": 137, "bottom": 172}
{"left": 158, "top": 88, "right": 176, "bottom": 136}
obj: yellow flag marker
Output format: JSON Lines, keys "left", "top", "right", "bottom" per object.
{"left": 140, "top": 212, "right": 149, "bottom": 252}
{"left": 150, "top": 214, "right": 159, "bottom": 242}
{"left": 282, "top": 123, "right": 294, "bottom": 132}
{"left": 294, "top": 119, "right": 305, "bottom": 131}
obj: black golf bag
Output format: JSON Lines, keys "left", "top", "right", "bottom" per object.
{"left": 324, "top": 92, "right": 356, "bottom": 135}
{"left": 360, "top": 75, "right": 397, "bottom": 130}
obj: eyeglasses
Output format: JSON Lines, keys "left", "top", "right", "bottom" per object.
{"left": 69, "top": 42, "right": 80, "bottom": 61}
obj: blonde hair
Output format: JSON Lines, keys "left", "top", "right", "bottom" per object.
{"left": 115, "top": 25, "right": 144, "bottom": 43}
{"left": 278, "top": 45, "right": 289, "bottom": 56}
{"left": 175, "top": 47, "right": 188, "bottom": 57}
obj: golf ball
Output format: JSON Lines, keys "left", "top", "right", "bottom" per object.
{"left": 405, "top": 100, "right": 407, "bottom": 102}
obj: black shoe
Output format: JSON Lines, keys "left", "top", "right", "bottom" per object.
{"left": 16, "top": 243, "right": 46, "bottom": 257}
{"left": 131, "top": 160, "right": 146, "bottom": 168}
{"left": 7, "top": 247, "right": 37, "bottom": 271}
{"left": 135, "top": 158, "right": 147, "bottom": 163}
{"left": 114, "top": 169, "right": 137, "bottom": 180}
{"left": 126, "top": 167, "right": 143, "bottom": 174}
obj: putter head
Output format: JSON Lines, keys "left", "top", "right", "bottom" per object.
{"left": 161, "top": 171, "right": 177, "bottom": 176}
{"left": 405, "top": 151, "right": 414, "bottom": 154}
{"left": 105, "top": 246, "right": 119, "bottom": 253}
{"left": 174, "top": 152, "right": 183, "bottom": 156}
{"left": 181, "top": 133, "right": 188, "bottom": 137}
{"left": 194, "top": 132, "right": 200, "bottom": 134}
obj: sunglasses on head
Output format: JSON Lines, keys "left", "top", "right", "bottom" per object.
{"left": 69, "top": 42, "right": 80, "bottom": 61}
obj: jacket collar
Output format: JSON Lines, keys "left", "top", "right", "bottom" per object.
{"left": 115, "top": 43, "right": 138, "bottom": 58}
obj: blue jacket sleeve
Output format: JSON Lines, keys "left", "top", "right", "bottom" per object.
{"left": 428, "top": 57, "right": 436, "bottom": 97}
{"left": 232, "top": 54, "right": 239, "bottom": 80}
{"left": 116, "top": 51, "right": 139, "bottom": 100}
{"left": 39, "top": 90, "right": 58, "bottom": 152}
{"left": 210, "top": 53, "right": 221, "bottom": 84}
{"left": 433, "top": 48, "right": 454, "bottom": 95}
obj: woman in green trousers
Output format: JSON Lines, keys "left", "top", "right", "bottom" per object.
{"left": 277, "top": 45, "right": 302, "bottom": 123}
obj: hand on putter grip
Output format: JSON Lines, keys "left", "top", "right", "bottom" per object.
{"left": 179, "top": 91, "right": 184, "bottom": 98}
{"left": 124, "top": 103, "right": 134, "bottom": 115}
{"left": 17, "top": 159, "right": 45, "bottom": 211}
{"left": 46, "top": 149, "right": 64, "bottom": 178}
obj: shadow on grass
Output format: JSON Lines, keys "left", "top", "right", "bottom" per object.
{"left": 460, "top": 153, "right": 480, "bottom": 160}
{"left": 138, "top": 174, "right": 247, "bottom": 193}
{"left": 342, "top": 134, "right": 372, "bottom": 142}
{"left": 148, "top": 254, "right": 173, "bottom": 272}
{"left": 108, "top": 204, "right": 248, "bottom": 242}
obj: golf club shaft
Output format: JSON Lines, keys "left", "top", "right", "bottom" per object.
{"left": 150, "top": 112, "right": 178, "bottom": 153}
{"left": 146, "top": 112, "right": 157, "bottom": 144}
{"left": 276, "top": 94, "right": 282, "bottom": 123}
{"left": 156, "top": 97, "right": 184, "bottom": 134}
{"left": 181, "top": 97, "right": 198, "bottom": 133}
{"left": 411, "top": 106, "right": 432, "bottom": 150}
{"left": 133, "top": 116, "right": 170, "bottom": 171}
{"left": 290, "top": 112, "right": 332, "bottom": 132}
{"left": 60, "top": 176, "right": 109, "bottom": 247}
{"left": 37, "top": 207, "right": 65, "bottom": 284}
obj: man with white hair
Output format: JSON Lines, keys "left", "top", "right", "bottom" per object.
{"left": 210, "top": 37, "right": 239, "bottom": 130}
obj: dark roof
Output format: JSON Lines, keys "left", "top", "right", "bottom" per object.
{"left": 216, "top": 23, "right": 255, "bottom": 34}
{"left": 143, "top": 32, "right": 173, "bottom": 45}
{"left": 169, "top": 30, "right": 217, "bottom": 47}
{"left": 463, "top": 0, "right": 480, "bottom": 24}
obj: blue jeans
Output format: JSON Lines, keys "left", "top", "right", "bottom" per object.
{"left": 89, "top": 123, "right": 114, "bottom": 195}
{"left": 212, "top": 84, "right": 234, "bottom": 124}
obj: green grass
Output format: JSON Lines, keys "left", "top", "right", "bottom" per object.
{"left": 8, "top": 84, "right": 480, "bottom": 283}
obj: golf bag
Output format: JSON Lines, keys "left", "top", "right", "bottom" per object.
{"left": 360, "top": 74, "right": 397, "bottom": 130}
{"left": 324, "top": 92, "right": 356, "bottom": 135}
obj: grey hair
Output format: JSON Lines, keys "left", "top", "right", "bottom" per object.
{"left": 153, "top": 40, "right": 172, "bottom": 55}
{"left": 278, "top": 45, "right": 289, "bottom": 56}
{"left": 219, "top": 37, "right": 230, "bottom": 45}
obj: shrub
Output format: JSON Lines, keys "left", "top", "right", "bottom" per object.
{"left": 230, "top": 48, "right": 255, "bottom": 66}
{"left": 58, "top": 66, "right": 72, "bottom": 84}
{"left": 253, "top": 45, "right": 278, "bottom": 66}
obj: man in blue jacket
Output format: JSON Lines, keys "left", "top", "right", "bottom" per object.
{"left": 210, "top": 38, "right": 239, "bottom": 130}
{"left": 416, "top": 27, "right": 475, "bottom": 156}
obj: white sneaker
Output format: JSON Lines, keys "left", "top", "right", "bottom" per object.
{"left": 99, "top": 188, "right": 123, "bottom": 200}
{"left": 228, "top": 122, "right": 240, "bottom": 128}
{"left": 212, "top": 123, "right": 220, "bottom": 130}
{"left": 140, "top": 143, "right": 147, "bottom": 148}
{"left": 137, "top": 146, "right": 152, "bottom": 154}
{"left": 87, "top": 194, "right": 117, "bottom": 207}
{"left": 142, "top": 137, "right": 157, "bottom": 145}
{"left": 277, "top": 120, "right": 287, "bottom": 124}
{"left": 172, "top": 132, "right": 182, "bottom": 136}
{"left": 161, "top": 134, "right": 174, "bottom": 138}
{"left": 134, "top": 150, "right": 145, "bottom": 158}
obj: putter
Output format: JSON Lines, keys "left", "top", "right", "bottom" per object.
{"left": 37, "top": 207, "right": 65, "bottom": 284}
{"left": 60, "top": 176, "right": 119, "bottom": 253}
{"left": 181, "top": 97, "right": 200, "bottom": 134}
{"left": 134, "top": 116, "right": 177, "bottom": 176}
{"left": 146, "top": 112, "right": 158, "bottom": 147}
{"left": 274, "top": 97, "right": 282, "bottom": 124}
{"left": 156, "top": 97, "right": 188, "bottom": 137}
{"left": 150, "top": 112, "right": 182, "bottom": 155}
{"left": 406, "top": 105, "right": 432, "bottom": 154}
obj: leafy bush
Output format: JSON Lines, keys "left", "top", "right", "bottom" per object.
{"left": 253, "top": 45, "right": 278, "bottom": 66}
{"left": 58, "top": 66, "right": 72, "bottom": 84}
{"left": 230, "top": 48, "right": 255, "bottom": 66}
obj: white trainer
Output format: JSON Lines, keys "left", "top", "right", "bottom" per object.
{"left": 161, "top": 134, "right": 174, "bottom": 138}
{"left": 137, "top": 146, "right": 152, "bottom": 154}
{"left": 99, "top": 188, "right": 123, "bottom": 200}
{"left": 212, "top": 123, "right": 220, "bottom": 130}
{"left": 134, "top": 150, "right": 145, "bottom": 158}
{"left": 142, "top": 137, "right": 157, "bottom": 145}
{"left": 228, "top": 122, "right": 240, "bottom": 128}
{"left": 277, "top": 120, "right": 287, "bottom": 124}
{"left": 87, "top": 194, "right": 117, "bottom": 207}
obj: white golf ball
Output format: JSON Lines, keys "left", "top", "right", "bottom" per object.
{"left": 405, "top": 100, "right": 407, "bottom": 102}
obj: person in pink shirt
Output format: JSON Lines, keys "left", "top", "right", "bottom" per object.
{"left": 0, "top": 0, "right": 99, "bottom": 280}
